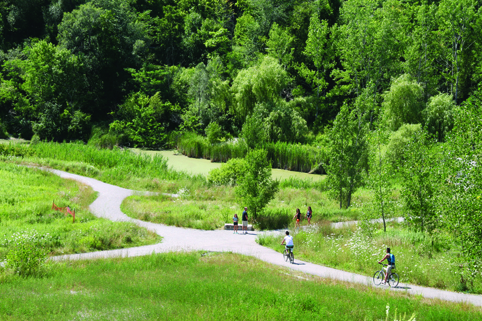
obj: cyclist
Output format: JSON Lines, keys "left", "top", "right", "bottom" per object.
{"left": 281, "top": 231, "right": 294, "bottom": 254}
{"left": 378, "top": 247, "right": 395, "bottom": 284}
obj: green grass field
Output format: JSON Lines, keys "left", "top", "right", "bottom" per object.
{"left": 1, "top": 252, "right": 480, "bottom": 320}
{"left": 0, "top": 162, "right": 160, "bottom": 259}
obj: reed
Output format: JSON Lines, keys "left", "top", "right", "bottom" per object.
{"left": 176, "top": 133, "right": 329, "bottom": 174}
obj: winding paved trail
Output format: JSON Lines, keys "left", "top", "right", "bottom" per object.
{"left": 44, "top": 168, "right": 482, "bottom": 307}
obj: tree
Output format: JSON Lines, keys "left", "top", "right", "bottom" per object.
{"left": 57, "top": 0, "right": 149, "bottom": 115}
{"left": 231, "top": 56, "right": 289, "bottom": 121}
{"left": 400, "top": 129, "right": 437, "bottom": 233}
{"left": 182, "top": 57, "right": 231, "bottom": 133}
{"left": 236, "top": 149, "right": 279, "bottom": 220}
{"left": 367, "top": 128, "right": 393, "bottom": 232}
{"left": 300, "top": 11, "right": 333, "bottom": 124}
{"left": 1, "top": 40, "right": 90, "bottom": 140}
{"left": 325, "top": 103, "right": 367, "bottom": 209}
{"left": 423, "top": 93, "right": 455, "bottom": 142}
{"left": 109, "top": 92, "right": 172, "bottom": 148}
{"left": 266, "top": 22, "right": 294, "bottom": 69}
{"left": 438, "top": 88, "right": 482, "bottom": 273}
{"left": 437, "top": 0, "right": 479, "bottom": 103}
{"left": 381, "top": 74, "right": 425, "bottom": 131}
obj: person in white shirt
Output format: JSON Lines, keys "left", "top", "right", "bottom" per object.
{"left": 281, "top": 231, "right": 294, "bottom": 252}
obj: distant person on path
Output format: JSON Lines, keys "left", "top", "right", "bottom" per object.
{"left": 242, "top": 207, "right": 248, "bottom": 234}
{"left": 281, "top": 231, "right": 294, "bottom": 252}
{"left": 293, "top": 208, "right": 301, "bottom": 229}
{"left": 306, "top": 206, "right": 312, "bottom": 225}
{"left": 233, "top": 214, "right": 239, "bottom": 234}
{"left": 378, "top": 247, "right": 395, "bottom": 284}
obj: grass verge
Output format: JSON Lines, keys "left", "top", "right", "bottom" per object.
{"left": 0, "top": 252, "right": 480, "bottom": 320}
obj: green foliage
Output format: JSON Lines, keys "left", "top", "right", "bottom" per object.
{"left": 400, "top": 130, "right": 437, "bottom": 233}
{"left": 241, "top": 112, "right": 267, "bottom": 149}
{"left": 235, "top": 149, "right": 279, "bottom": 220}
{"left": 182, "top": 57, "right": 231, "bottom": 132}
{"left": 437, "top": 89, "right": 482, "bottom": 273}
{"left": 385, "top": 124, "right": 422, "bottom": 168}
{"left": 266, "top": 22, "right": 294, "bottom": 69}
{"left": 264, "top": 104, "right": 309, "bottom": 144}
{"left": 231, "top": 56, "right": 290, "bottom": 121}
{"left": 325, "top": 104, "right": 368, "bottom": 209}
{"left": 204, "top": 122, "right": 223, "bottom": 144}
{"left": 207, "top": 158, "right": 247, "bottom": 186}
{"left": 423, "top": 93, "right": 455, "bottom": 142}
{"left": 368, "top": 129, "right": 394, "bottom": 232}
{"left": 382, "top": 74, "right": 425, "bottom": 131}
{"left": 110, "top": 92, "right": 172, "bottom": 148}
{"left": 5, "top": 231, "right": 48, "bottom": 278}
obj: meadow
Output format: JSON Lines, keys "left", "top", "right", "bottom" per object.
{"left": 0, "top": 161, "right": 159, "bottom": 260}
{"left": 257, "top": 221, "right": 482, "bottom": 294}
{"left": 121, "top": 183, "right": 376, "bottom": 230}
{"left": 0, "top": 252, "right": 480, "bottom": 320}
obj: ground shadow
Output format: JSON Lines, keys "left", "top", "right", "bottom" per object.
{"left": 291, "top": 262, "right": 306, "bottom": 266}
{"left": 393, "top": 285, "right": 411, "bottom": 290}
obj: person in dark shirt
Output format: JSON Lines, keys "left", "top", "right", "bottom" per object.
{"left": 242, "top": 207, "right": 248, "bottom": 234}
{"left": 293, "top": 208, "right": 301, "bottom": 229}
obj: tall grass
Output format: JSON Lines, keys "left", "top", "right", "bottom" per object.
{"left": 177, "top": 132, "right": 328, "bottom": 173}
{"left": 1, "top": 252, "right": 480, "bottom": 320}
{"left": 0, "top": 141, "right": 206, "bottom": 191}
{"left": 257, "top": 222, "right": 482, "bottom": 293}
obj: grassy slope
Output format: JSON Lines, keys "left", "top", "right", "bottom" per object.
{"left": 1, "top": 252, "right": 480, "bottom": 320}
{"left": 0, "top": 162, "right": 160, "bottom": 258}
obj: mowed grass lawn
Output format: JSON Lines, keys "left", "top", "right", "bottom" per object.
{"left": 0, "top": 162, "right": 159, "bottom": 258}
{"left": 1, "top": 252, "right": 480, "bottom": 320}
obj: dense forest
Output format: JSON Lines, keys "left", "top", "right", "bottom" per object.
{"left": 0, "top": 0, "right": 481, "bottom": 145}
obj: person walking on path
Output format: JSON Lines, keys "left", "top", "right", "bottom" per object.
{"left": 242, "top": 207, "right": 249, "bottom": 234}
{"left": 233, "top": 214, "right": 239, "bottom": 234}
{"left": 306, "top": 206, "right": 312, "bottom": 225}
{"left": 378, "top": 247, "right": 396, "bottom": 284}
{"left": 293, "top": 208, "right": 301, "bottom": 229}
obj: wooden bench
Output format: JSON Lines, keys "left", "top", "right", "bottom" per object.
{"left": 224, "top": 223, "right": 254, "bottom": 231}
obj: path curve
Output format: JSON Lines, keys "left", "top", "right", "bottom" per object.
{"left": 42, "top": 167, "right": 482, "bottom": 307}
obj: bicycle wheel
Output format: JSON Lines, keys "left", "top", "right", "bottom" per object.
{"left": 388, "top": 273, "right": 399, "bottom": 287}
{"left": 283, "top": 250, "right": 289, "bottom": 262}
{"left": 373, "top": 271, "right": 384, "bottom": 286}
{"left": 289, "top": 251, "right": 294, "bottom": 264}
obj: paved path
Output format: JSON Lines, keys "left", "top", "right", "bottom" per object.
{"left": 42, "top": 168, "right": 482, "bottom": 307}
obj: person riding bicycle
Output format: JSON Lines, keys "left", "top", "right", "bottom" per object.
{"left": 378, "top": 247, "right": 395, "bottom": 284}
{"left": 281, "top": 231, "right": 294, "bottom": 253}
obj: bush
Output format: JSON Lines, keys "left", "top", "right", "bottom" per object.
{"left": 4, "top": 232, "right": 48, "bottom": 278}
{"left": 208, "top": 158, "right": 247, "bottom": 186}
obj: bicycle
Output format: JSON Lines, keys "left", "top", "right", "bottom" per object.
{"left": 373, "top": 263, "right": 399, "bottom": 287}
{"left": 282, "top": 246, "right": 294, "bottom": 264}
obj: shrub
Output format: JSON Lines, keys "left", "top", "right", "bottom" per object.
{"left": 208, "top": 158, "right": 247, "bottom": 186}
{"left": 4, "top": 232, "right": 48, "bottom": 277}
